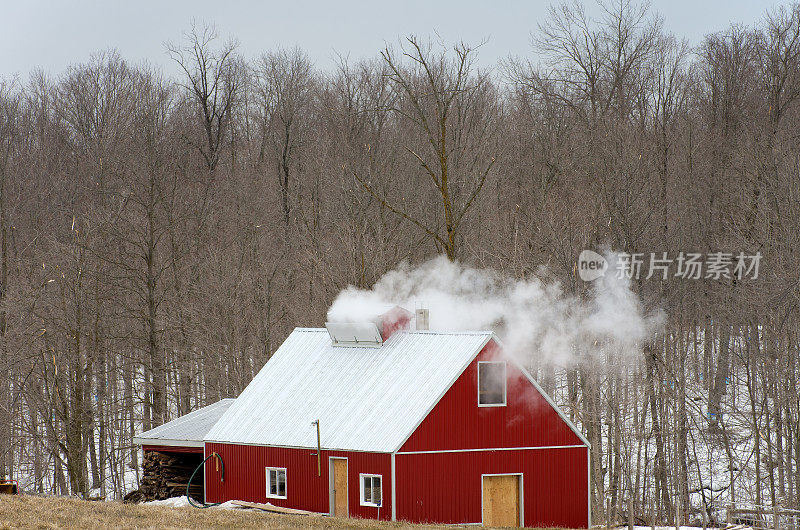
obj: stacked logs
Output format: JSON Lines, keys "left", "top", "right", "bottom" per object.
{"left": 126, "top": 451, "right": 203, "bottom": 502}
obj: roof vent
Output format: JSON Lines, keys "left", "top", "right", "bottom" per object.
{"left": 326, "top": 304, "right": 413, "bottom": 345}
{"left": 325, "top": 322, "right": 383, "bottom": 347}
{"left": 415, "top": 308, "right": 429, "bottom": 331}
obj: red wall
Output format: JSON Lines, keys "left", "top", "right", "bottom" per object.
{"left": 401, "top": 339, "right": 584, "bottom": 452}
{"left": 204, "top": 443, "right": 392, "bottom": 520}
{"left": 205, "top": 338, "right": 588, "bottom": 527}
{"left": 395, "top": 446, "right": 589, "bottom": 528}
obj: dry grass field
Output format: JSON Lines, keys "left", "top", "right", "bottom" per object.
{"left": 0, "top": 494, "right": 423, "bottom": 529}
{"left": 0, "top": 494, "right": 570, "bottom": 529}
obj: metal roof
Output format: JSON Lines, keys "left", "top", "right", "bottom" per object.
{"left": 134, "top": 398, "right": 235, "bottom": 448}
{"left": 205, "top": 329, "right": 493, "bottom": 453}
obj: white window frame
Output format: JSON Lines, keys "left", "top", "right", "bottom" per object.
{"left": 265, "top": 467, "right": 287, "bottom": 499}
{"left": 359, "top": 473, "right": 383, "bottom": 507}
{"left": 477, "top": 361, "right": 507, "bottom": 407}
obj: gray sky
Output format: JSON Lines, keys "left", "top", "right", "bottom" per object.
{"left": 0, "top": 0, "right": 786, "bottom": 79}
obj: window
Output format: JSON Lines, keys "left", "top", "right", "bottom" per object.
{"left": 266, "top": 467, "right": 287, "bottom": 499}
{"left": 478, "top": 361, "right": 506, "bottom": 406}
{"left": 359, "top": 474, "right": 382, "bottom": 507}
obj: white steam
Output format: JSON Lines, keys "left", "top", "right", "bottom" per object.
{"left": 327, "top": 254, "right": 663, "bottom": 367}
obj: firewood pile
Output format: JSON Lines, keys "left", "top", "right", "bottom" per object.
{"left": 124, "top": 451, "right": 203, "bottom": 503}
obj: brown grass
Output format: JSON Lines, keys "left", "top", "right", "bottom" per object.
{"left": 0, "top": 494, "right": 431, "bottom": 529}
{"left": 0, "top": 494, "right": 570, "bottom": 529}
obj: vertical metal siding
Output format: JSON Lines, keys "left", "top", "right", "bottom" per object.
{"left": 400, "top": 341, "right": 584, "bottom": 452}
{"left": 204, "top": 443, "right": 392, "bottom": 520}
{"left": 395, "top": 447, "right": 588, "bottom": 528}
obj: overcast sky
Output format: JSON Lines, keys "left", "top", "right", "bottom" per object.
{"left": 0, "top": 0, "right": 787, "bottom": 79}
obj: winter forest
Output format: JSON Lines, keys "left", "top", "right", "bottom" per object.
{"left": 1, "top": 0, "right": 799, "bottom": 526}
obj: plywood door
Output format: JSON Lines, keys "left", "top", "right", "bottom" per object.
{"left": 483, "top": 475, "right": 520, "bottom": 527}
{"left": 332, "top": 459, "right": 348, "bottom": 517}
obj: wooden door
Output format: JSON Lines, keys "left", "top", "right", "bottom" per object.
{"left": 332, "top": 458, "right": 348, "bottom": 517}
{"left": 482, "top": 475, "right": 520, "bottom": 527}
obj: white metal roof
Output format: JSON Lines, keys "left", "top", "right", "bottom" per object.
{"left": 205, "top": 329, "right": 493, "bottom": 452}
{"left": 134, "top": 399, "right": 235, "bottom": 448}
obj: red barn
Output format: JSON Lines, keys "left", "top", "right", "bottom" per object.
{"left": 200, "top": 306, "right": 590, "bottom": 528}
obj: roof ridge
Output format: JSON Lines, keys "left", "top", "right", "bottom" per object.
{"left": 294, "top": 327, "right": 493, "bottom": 336}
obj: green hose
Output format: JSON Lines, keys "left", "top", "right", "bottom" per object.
{"left": 187, "top": 452, "right": 225, "bottom": 508}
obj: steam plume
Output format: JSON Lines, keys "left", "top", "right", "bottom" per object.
{"left": 327, "top": 254, "right": 663, "bottom": 367}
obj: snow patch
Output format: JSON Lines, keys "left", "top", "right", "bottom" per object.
{"left": 144, "top": 496, "right": 245, "bottom": 510}
{"left": 144, "top": 495, "right": 193, "bottom": 508}
{"left": 631, "top": 527, "right": 752, "bottom": 530}
{"left": 214, "top": 500, "right": 245, "bottom": 510}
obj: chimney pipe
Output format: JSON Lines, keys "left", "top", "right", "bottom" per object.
{"left": 415, "top": 308, "right": 429, "bottom": 331}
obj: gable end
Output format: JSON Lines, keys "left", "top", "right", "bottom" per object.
{"left": 397, "top": 336, "right": 589, "bottom": 452}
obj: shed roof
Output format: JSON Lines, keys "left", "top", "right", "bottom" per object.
{"left": 204, "top": 329, "right": 493, "bottom": 452}
{"left": 134, "top": 399, "right": 235, "bottom": 448}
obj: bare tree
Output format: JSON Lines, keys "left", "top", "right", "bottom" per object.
{"left": 0, "top": 80, "right": 21, "bottom": 482}
{"left": 354, "top": 36, "right": 498, "bottom": 261}
{"left": 253, "top": 47, "right": 314, "bottom": 227}
{"left": 167, "top": 21, "right": 239, "bottom": 172}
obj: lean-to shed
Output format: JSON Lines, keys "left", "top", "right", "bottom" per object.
{"left": 132, "top": 399, "right": 234, "bottom": 502}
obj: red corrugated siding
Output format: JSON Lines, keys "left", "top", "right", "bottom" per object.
{"left": 204, "top": 443, "right": 392, "bottom": 520}
{"left": 400, "top": 339, "right": 584, "bottom": 452}
{"left": 395, "top": 446, "right": 588, "bottom": 528}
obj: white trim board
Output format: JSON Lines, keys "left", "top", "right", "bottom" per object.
{"left": 396, "top": 444, "right": 586, "bottom": 455}
{"left": 203, "top": 439, "right": 392, "bottom": 453}
{"left": 134, "top": 437, "right": 204, "bottom": 447}
{"left": 587, "top": 445, "right": 592, "bottom": 528}
{"left": 390, "top": 452, "right": 397, "bottom": 521}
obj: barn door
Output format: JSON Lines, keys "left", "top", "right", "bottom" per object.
{"left": 482, "top": 474, "right": 521, "bottom": 527}
{"left": 330, "top": 458, "right": 348, "bottom": 517}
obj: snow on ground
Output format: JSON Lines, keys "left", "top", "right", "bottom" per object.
{"left": 145, "top": 496, "right": 193, "bottom": 508}
{"left": 122, "top": 468, "right": 139, "bottom": 495}
{"left": 144, "top": 496, "right": 244, "bottom": 510}
{"left": 632, "top": 527, "right": 751, "bottom": 530}
{"left": 216, "top": 500, "right": 245, "bottom": 509}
